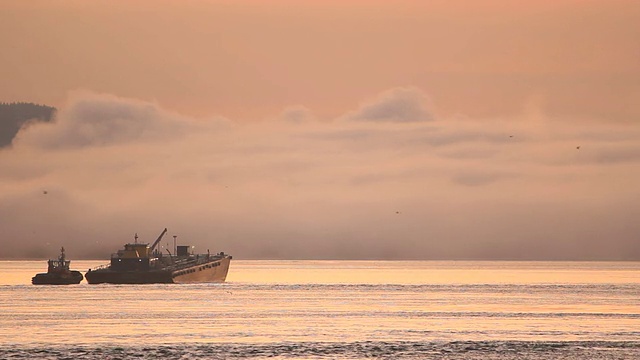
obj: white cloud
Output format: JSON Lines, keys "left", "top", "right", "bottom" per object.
{"left": 276, "top": 105, "right": 315, "bottom": 124}
{"left": 342, "top": 87, "right": 435, "bottom": 123}
{"left": 14, "top": 91, "right": 200, "bottom": 149}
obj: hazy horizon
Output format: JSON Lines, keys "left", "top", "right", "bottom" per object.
{"left": 1, "top": 1, "right": 639, "bottom": 260}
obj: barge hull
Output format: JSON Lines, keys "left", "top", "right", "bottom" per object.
{"left": 85, "top": 256, "right": 231, "bottom": 284}
{"left": 85, "top": 270, "right": 173, "bottom": 284}
{"left": 171, "top": 256, "right": 230, "bottom": 283}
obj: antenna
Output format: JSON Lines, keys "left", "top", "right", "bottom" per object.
{"left": 173, "top": 235, "right": 177, "bottom": 256}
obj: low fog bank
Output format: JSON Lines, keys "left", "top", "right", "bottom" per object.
{"left": 1, "top": 89, "right": 639, "bottom": 260}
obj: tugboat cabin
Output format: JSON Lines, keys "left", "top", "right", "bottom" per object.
{"left": 48, "top": 249, "right": 71, "bottom": 273}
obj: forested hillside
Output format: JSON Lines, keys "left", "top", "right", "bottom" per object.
{"left": 0, "top": 102, "right": 56, "bottom": 147}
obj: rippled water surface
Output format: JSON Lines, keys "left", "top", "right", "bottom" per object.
{"left": 1, "top": 260, "right": 638, "bottom": 359}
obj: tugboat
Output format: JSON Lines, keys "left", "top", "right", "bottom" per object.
{"left": 85, "top": 228, "right": 232, "bottom": 284}
{"left": 32, "top": 247, "right": 84, "bottom": 285}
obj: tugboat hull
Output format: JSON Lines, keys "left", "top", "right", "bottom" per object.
{"left": 32, "top": 271, "right": 83, "bottom": 285}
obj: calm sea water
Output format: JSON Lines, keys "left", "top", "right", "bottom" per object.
{"left": 0, "top": 260, "right": 638, "bottom": 359}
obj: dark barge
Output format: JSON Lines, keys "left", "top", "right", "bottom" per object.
{"left": 85, "top": 228, "right": 231, "bottom": 284}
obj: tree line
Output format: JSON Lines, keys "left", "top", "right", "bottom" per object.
{"left": 0, "top": 102, "right": 56, "bottom": 147}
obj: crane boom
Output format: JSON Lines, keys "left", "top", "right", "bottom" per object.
{"left": 149, "top": 228, "right": 168, "bottom": 253}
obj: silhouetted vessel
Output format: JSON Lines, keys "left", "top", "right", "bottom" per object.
{"left": 32, "top": 247, "right": 84, "bottom": 285}
{"left": 85, "top": 228, "right": 232, "bottom": 284}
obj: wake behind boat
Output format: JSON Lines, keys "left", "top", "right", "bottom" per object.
{"left": 32, "top": 247, "right": 83, "bottom": 285}
{"left": 85, "top": 228, "right": 231, "bottom": 284}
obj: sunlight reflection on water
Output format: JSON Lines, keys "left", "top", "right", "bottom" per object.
{"left": 0, "top": 260, "right": 638, "bottom": 358}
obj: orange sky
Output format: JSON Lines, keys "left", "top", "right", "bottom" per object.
{"left": 0, "top": 1, "right": 639, "bottom": 259}
{"left": 1, "top": 0, "right": 638, "bottom": 120}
